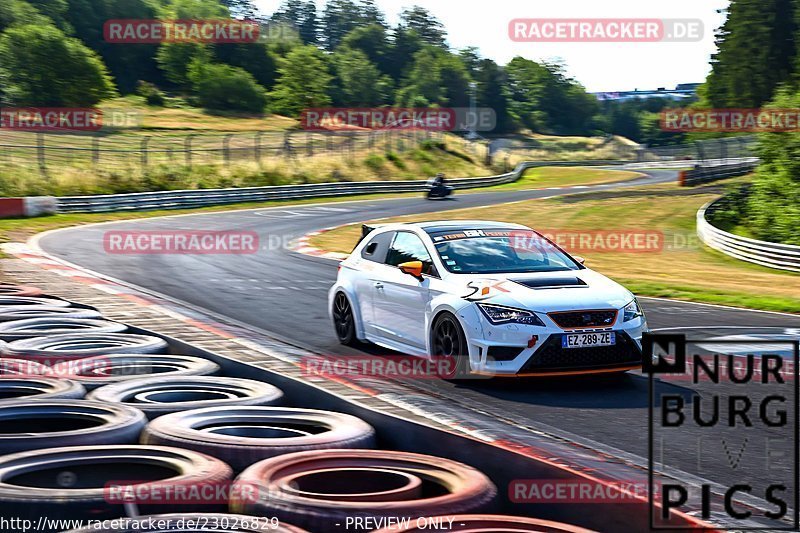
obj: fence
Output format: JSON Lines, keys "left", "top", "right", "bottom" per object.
{"left": 55, "top": 160, "right": 626, "bottom": 213}
{"left": 0, "top": 129, "right": 459, "bottom": 178}
{"left": 698, "top": 198, "right": 800, "bottom": 273}
{"left": 635, "top": 135, "right": 757, "bottom": 164}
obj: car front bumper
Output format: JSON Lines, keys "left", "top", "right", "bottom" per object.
{"left": 464, "top": 309, "right": 647, "bottom": 376}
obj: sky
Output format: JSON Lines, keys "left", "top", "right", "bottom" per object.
{"left": 253, "top": 0, "right": 730, "bottom": 93}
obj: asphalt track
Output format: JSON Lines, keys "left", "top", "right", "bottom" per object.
{"left": 39, "top": 168, "right": 800, "bottom": 514}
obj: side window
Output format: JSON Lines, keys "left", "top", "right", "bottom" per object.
{"left": 360, "top": 231, "right": 394, "bottom": 263}
{"left": 386, "top": 232, "right": 437, "bottom": 276}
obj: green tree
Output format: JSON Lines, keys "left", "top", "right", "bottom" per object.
{"left": 0, "top": 24, "right": 115, "bottom": 106}
{"left": 340, "top": 24, "right": 391, "bottom": 74}
{"left": 331, "top": 47, "right": 391, "bottom": 106}
{"left": 220, "top": 0, "right": 258, "bottom": 18}
{"left": 298, "top": 1, "right": 318, "bottom": 44}
{"left": 157, "top": 43, "right": 211, "bottom": 88}
{"left": 475, "top": 58, "right": 513, "bottom": 133}
{"left": 1, "top": 0, "right": 50, "bottom": 32}
{"left": 505, "top": 57, "right": 596, "bottom": 134}
{"left": 706, "top": 0, "right": 797, "bottom": 107}
{"left": 214, "top": 42, "right": 277, "bottom": 89}
{"left": 397, "top": 46, "right": 470, "bottom": 108}
{"left": 399, "top": 6, "right": 446, "bottom": 47}
{"left": 388, "top": 25, "right": 422, "bottom": 82}
{"left": 63, "top": 0, "right": 161, "bottom": 93}
{"left": 268, "top": 44, "right": 332, "bottom": 116}
{"left": 744, "top": 88, "right": 800, "bottom": 244}
{"left": 25, "top": 0, "right": 71, "bottom": 31}
{"left": 322, "top": 0, "right": 363, "bottom": 50}
{"left": 188, "top": 61, "right": 267, "bottom": 113}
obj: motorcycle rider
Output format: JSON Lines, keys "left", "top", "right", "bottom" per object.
{"left": 426, "top": 172, "right": 452, "bottom": 199}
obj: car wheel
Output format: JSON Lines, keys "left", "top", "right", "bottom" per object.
{"left": 431, "top": 313, "right": 471, "bottom": 379}
{"left": 332, "top": 293, "right": 357, "bottom": 346}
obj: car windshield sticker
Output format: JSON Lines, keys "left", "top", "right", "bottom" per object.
{"left": 433, "top": 229, "right": 520, "bottom": 242}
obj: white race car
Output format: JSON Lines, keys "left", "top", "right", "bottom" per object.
{"left": 329, "top": 221, "right": 648, "bottom": 377}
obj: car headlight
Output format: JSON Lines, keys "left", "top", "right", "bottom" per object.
{"left": 477, "top": 303, "right": 545, "bottom": 326}
{"left": 623, "top": 299, "right": 644, "bottom": 322}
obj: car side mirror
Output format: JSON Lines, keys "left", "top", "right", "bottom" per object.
{"left": 574, "top": 256, "right": 586, "bottom": 265}
{"left": 399, "top": 261, "right": 424, "bottom": 281}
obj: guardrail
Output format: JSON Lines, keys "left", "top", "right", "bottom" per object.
{"left": 54, "top": 160, "right": 626, "bottom": 213}
{"left": 697, "top": 199, "right": 800, "bottom": 273}
{"left": 679, "top": 159, "right": 758, "bottom": 186}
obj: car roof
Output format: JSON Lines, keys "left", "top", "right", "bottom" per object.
{"left": 409, "top": 220, "right": 530, "bottom": 234}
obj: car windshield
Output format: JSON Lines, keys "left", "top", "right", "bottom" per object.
{"left": 433, "top": 231, "right": 581, "bottom": 274}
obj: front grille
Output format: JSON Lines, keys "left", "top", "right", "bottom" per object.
{"left": 487, "top": 346, "right": 525, "bottom": 362}
{"left": 520, "top": 332, "right": 642, "bottom": 372}
{"left": 549, "top": 309, "right": 617, "bottom": 329}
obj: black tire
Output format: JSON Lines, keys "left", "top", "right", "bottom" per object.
{"left": 0, "top": 445, "right": 232, "bottom": 524}
{"left": 430, "top": 312, "right": 472, "bottom": 379}
{"left": 2, "top": 333, "right": 168, "bottom": 365}
{"left": 0, "top": 296, "right": 70, "bottom": 307}
{"left": 230, "top": 449, "right": 496, "bottom": 531}
{"left": 88, "top": 376, "right": 284, "bottom": 419}
{"left": 0, "top": 358, "right": 49, "bottom": 376}
{"left": 0, "top": 377, "right": 85, "bottom": 402}
{"left": 332, "top": 292, "right": 357, "bottom": 346}
{"left": 0, "top": 399, "right": 146, "bottom": 453}
{"left": 0, "top": 318, "right": 128, "bottom": 341}
{"left": 142, "top": 406, "right": 376, "bottom": 472}
{"left": 62, "top": 354, "right": 221, "bottom": 390}
{"left": 0, "top": 284, "right": 43, "bottom": 297}
{"left": 62, "top": 513, "right": 310, "bottom": 532}
{"left": 0, "top": 306, "right": 102, "bottom": 322}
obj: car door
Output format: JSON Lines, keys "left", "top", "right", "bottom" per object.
{"left": 355, "top": 231, "right": 394, "bottom": 335}
{"left": 373, "top": 231, "right": 435, "bottom": 350}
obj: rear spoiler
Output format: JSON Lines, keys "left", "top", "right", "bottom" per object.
{"left": 359, "top": 224, "right": 384, "bottom": 243}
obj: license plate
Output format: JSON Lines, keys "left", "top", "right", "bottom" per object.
{"left": 562, "top": 332, "right": 616, "bottom": 349}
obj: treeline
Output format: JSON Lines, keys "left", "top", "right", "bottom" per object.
{"left": 0, "top": 0, "right": 613, "bottom": 135}
{"left": 698, "top": 0, "right": 800, "bottom": 245}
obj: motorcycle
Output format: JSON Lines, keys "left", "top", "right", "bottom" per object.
{"left": 425, "top": 182, "right": 453, "bottom": 200}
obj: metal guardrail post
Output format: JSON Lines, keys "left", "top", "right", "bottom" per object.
{"left": 37, "top": 133, "right": 47, "bottom": 178}
{"left": 254, "top": 132, "right": 263, "bottom": 165}
{"left": 185, "top": 134, "right": 195, "bottom": 167}
{"left": 92, "top": 137, "right": 100, "bottom": 169}
{"left": 223, "top": 134, "right": 233, "bottom": 166}
{"left": 140, "top": 136, "right": 150, "bottom": 168}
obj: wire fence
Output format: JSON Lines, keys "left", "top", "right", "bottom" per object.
{"left": 635, "top": 135, "right": 758, "bottom": 164}
{"left": 0, "top": 129, "right": 460, "bottom": 178}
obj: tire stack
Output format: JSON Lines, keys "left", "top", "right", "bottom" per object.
{"left": 0, "top": 283, "right": 592, "bottom": 533}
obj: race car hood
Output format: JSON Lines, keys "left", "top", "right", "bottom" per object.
{"left": 455, "top": 269, "right": 633, "bottom": 312}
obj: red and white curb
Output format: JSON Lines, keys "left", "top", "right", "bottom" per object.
{"left": 293, "top": 227, "right": 349, "bottom": 260}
